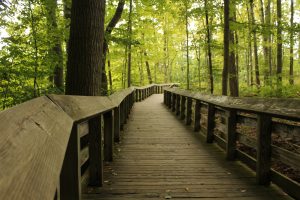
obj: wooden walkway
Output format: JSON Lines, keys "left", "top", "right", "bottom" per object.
{"left": 83, "top": 94, "right": 292, "bottom": 200}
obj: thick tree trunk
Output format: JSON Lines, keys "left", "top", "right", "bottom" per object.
{"left": 185, "top": 1, "right": 190, "bottom": 90}
{"left": 107, "top": 48, "right": 113, "bottom": 93}
{"left": 229, "top": 4, "right": 238, "bottom": 97}
{"left": 289, "top": 0, "right": 294, "bottom": 85}
{"left": 276, "top": 0, "right": 283, "bottom": 88}
{"left": 127, "top": 0, "right": 133, "bottom": 87}
{"left": 101, "top": 0, "right": 125, "bottom": 94}
{"left": 144, "top": 51, "right": 153, "bottom": 84}
{"left": 266, "top": 0, "right": 272, "bottom": 85}
{"left": 250, "top": 0, "right": 260, "bottom": 87}
{"left": 205, "top": 0, "right": 213, "bottom": 94}
{"left": 222, "top": 0, "right": 229, "bottom": 95}
{"left": 65, "top": 0, "right": 105, "bottom": 96}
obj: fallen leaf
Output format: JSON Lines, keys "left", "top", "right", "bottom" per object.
{"left": 165, "top": 195, "right": 172, "bottom": 199}
{"left": 185, "top": 187, "right": 189, "bottom": 192}
{"left": 241, "top": 189, "right": 247, "bottom": 193}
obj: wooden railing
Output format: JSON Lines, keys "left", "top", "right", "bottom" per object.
{"left": 164, "top": 88, "right": 300, "bottom": 199}
{"left": 0, "top": 84, "right": 175, "bottom": 200}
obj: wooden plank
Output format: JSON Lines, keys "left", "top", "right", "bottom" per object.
{"left": 48, "top": 94, "right": 115, "bottom": 122}
{"left": 114, "top": 107, "right": 120, "bottom": 142}
{"left": 88, "top": 115, "right": 103, "bottom": 186}
{"left": 180, "top": 96, "right": 186, "bottom": 120}
{"left": 186, "top": 97, "right": 192, "bottom": 125}
{"left": 194, "top": 100, "right": 201, "bottom": 131}
{"left": 206, "top": 103, "right": 215, "bottom": 143}
{"left": 104, "top": 111, "right": 114, "bottom": 162}
{"left": 256, "top": 113, "right": 272, "bottom": 185}
{"left": 78, "top": 121, "right": 89, "bottom": 138}
{"left": 0, "top": 96, "right": 74, "bottom": 200}
{"left": 225, "top": 110, "right": 237, "bottom": 160}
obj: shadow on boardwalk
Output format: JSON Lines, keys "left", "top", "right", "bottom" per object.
{"left": 83, "top": 94, "right": 292, "bottom": 200}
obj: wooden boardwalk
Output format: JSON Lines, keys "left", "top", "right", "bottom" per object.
{"left": 83, "top": 94, "right": 292, "bottom": 200}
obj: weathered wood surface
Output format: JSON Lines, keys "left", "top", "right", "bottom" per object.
{"left": 47, "top": 94, "right": 115, "bottom": 122}
{"left": 165, "top": 88, "right": 300, "bottom": 121}
{"left": 82, "top": 94, "right": 291, "bottom": 200}
{"left": 0, "top": 96, "right": 73, "bottom": 200}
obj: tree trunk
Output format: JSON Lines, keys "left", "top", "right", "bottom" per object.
{"left": 163, "top": 16, "right": 169, "bottom": 83}
{"left": 101, "top": 0, "right": 125, "bottom": 94}
{"left": 43, "top": 0, "right": 64, "bottom": 89}
{"left": 65, "top": 0, "right": 105, "bottom": 96}
{"left": 144, "top": 51, "right": 153, "bottom": 84}
{"left": 127, "top": 0, "right": 133, "bottom": 87}
{"left": 250, "top": 0, "right": 260, "bottom": 87}
{"left": 107, "top": 48, "right": 113, "bottom": 93}
{"left": 185, "top": 1, "right": 190, "bottom": 90}
{"left": 289, "top": 0, "right": 294, "bottom": 85}
{"left": 266, "top": 0, "right": 272, "bottom": 85}
{"left": 229, "top": 3, "right": 238, "bottom": 97}
{"left": 205, "top": 0, "right": 213, "bottom": 94}
{"left": 222, "top": 0, "right": 229, "bottom": 95}
{"left": 259, "top": 0, "right": 269, "bottom": 86}
{"left": 276, "top": 0, "right": 282, "bottom": 88}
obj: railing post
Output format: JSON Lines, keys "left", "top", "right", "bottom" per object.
{"left": 60, "top": 126, "right": 81, "bottom": 200}
{"left": 176, "top": 94, "right": 181, "bottom": 116}
{"left": 138, "top": 90, "right": 142, "bottom": 101}
{"left": 256, "top": 113, "right": 272, "bottom": 185}
{"left": 206, "top": 103, "right": 215, "bottom": 143}
{"left": 164, "top": 91, "right": 166, "bottom": 104}
{"left": 120, "top": 102, "right": 125, "bottom": 130}
{"left": 135, "top": 90, "right": 138, "bottom": 102}
{"left": 172, "top": 93, "right": 176, "bottom": 112}
{"left": 180, "top": 96, "right": 186, "bottom": 120}
{"left": 104, "top": 110, "right": 114, "bottom": 162}
{"left": 114, "top": 106, "right": 120, "bottom": 142}
{"left": 168, "top": 92, "right": 172, "bottom": 109}
{"left": 194, "top": 100, "right": 201, "bottom": 131}
{"left": 88, "top": 115, "right": 103, "bottom": 186}
{"left": 186, "top": 97, "right": 192, "bottom": 125}
{"left": 225, "top": 109, "right": 237, "bottom": 161}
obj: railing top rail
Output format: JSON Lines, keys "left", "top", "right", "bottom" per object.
{"left": 0, "top": 96, "right": 74, "bottom": 200}
{"left": 165, "top": 88, "right": 300, "bottom": 121}
{"left": 47, "top": 94, "right": 116, "bottom": 123}
{"left": 1, "top": 83, "right": 174, "bottom": 200}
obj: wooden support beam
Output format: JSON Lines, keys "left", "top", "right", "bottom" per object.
{"left": 256, "top": 113, "right": 272, "bottom": 185}
{"left": 172, "top": 94, "right": 176, "bottom": 112}
{"left": 206, "top": 103, "right": 215, "bottom": 143}
{"left": 60, "top": 126, "right": 81, "bottom": 200}
{"left": 114, "top": 106, "right": 120, "bottom": 142}
{"left": 225, "top": 109, "right": 237, "bottom": 161}
{"left": 186, "top": 97, "right": 192, "bottom": 125}
{"left": 88, "top": 116, "right": 103, "bottom": 186}
{"left": 176, "top": 94, "right": 181, "bottom": 116}
{"left": 180, "top": 96, "right": 186, "bottom": 120}
{"left": 194, "top": 100, "right": 201, "bottom": 131}
{"left": 104, "top": 111, "right": 114, "bottom": 162}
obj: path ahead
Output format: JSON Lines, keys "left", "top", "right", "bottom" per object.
{"left": 83, "top": 94, "right": 291, "bottom": 200}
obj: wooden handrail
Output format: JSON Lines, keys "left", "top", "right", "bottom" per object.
{"left": 0, "top": 84, "right": 175, "bottom": 200}
{"left": 164, "top": 88, "right": 300, "bottom": 200}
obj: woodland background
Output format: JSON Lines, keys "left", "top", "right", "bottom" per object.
{"left": 0, "top": 0, "right": 300, "bottom": 110}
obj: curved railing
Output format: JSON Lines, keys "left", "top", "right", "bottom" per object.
{"left": 164, "top": 88, "right": 300, "bottom": 199}
{"left": 0, "top": 84, "right": 175, "bottom": 200}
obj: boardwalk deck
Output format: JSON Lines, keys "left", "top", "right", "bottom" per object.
{"left": 83, "top": 94, "right": 292, "bottom": 200}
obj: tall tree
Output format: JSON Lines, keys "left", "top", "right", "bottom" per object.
{"left": 101, "top": 0, "right": 125, "bottom": 94}
{"left": 127, "top": 0, "right": 133, "bottom": 87}
{"left": 65, "top": 0, "right": 105, "bottom": 96}
{"left": 276, "top": 0, "right": 282, "bottom": 89}
{"left": 222, "top": 0, "right": 229, "bottom": 95}
{"left": 289, "top": 0, "right": 294, "bottom": 85}
{"left": 185, "top": 0, "right": 190, "bottom": 90}
{"left": 205, "top": 0, "right": 213, "bottom": 94}
{"left": 249, "top": 0, "right": 260, "bottom": 87}
{"left": 43, "top": 0, "right": 64, "bottom": 89}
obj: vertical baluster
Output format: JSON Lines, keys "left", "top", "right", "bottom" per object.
{"left": 225, "top": 109, "right": 237, "bottom": 161}
{"left": 206, "top": 103, "right": 215, "bottom": 143}
{"left": 104, "top": 111, "right": 114, "bottom": 162}
{"left": 186, "top": 97, "right": 192, "bottom": 125}
{"left": 194, "top": 100, "right": 201, "bottom": 131}
{"left": 180, "top": 96, "right": 186, "bottom": 120}
{"left": 256, "top": 113, "right": 272, "bottom": 185}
